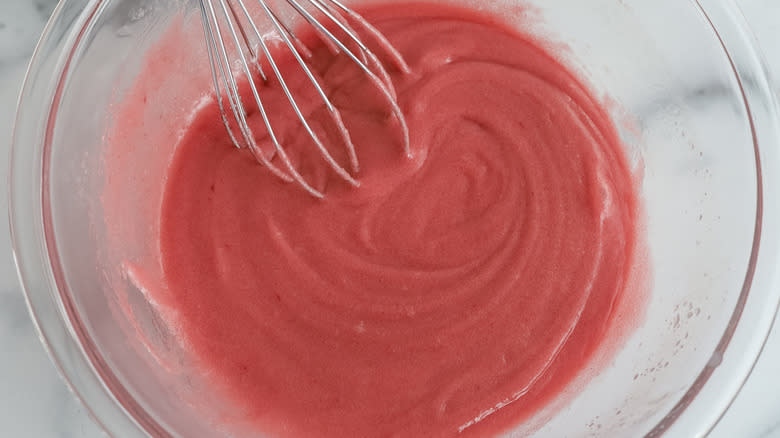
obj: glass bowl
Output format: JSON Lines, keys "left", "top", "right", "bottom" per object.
{"left": 10, "top": 0, "right": 780, "bottom": 436}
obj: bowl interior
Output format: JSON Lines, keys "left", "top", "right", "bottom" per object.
{"left": 39, "top": 0, "right": 763, "bottom": 436}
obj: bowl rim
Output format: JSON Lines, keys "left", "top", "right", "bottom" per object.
{"left": 9, "top": 0, "right": 780, "bottom": 437}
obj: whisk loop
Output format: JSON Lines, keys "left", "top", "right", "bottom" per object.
{"left": 198, "top": 0, "right": 412, "bottom": 197}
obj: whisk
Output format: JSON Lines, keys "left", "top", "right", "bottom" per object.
{"left": 197, "top": 0, "right": 412, "bottom": 197}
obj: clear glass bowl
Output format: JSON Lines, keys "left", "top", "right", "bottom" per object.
{"left": 10, "top": 0, "right": 780, "bottom": 436}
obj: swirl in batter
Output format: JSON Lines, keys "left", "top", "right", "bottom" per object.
{"left": 146, "top": 4, "right": 643, "bottom": 438}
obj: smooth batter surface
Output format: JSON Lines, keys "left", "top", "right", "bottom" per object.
{"left": 110, "top": 4, "right": 643, "bottom": 437}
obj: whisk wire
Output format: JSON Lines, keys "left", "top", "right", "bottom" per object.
{"left": 226, "top": 0, "right": 268, "bottom": 81}
{"left": 262, "top": 6, "right": 361, "bottom": 173}
{"left": 325, "top": 0, "right": 412, "bottom": 74}
{"left": 200, "top": 5, "right": 244, "bottom": 150}
{"left": 305, "top": 0, "right": 397, "bottom": 95}
{"left": 199, "top": 0, "right": 411, "bottom": 196}
{"left": 217, "top": 0, "right": 326, "bottom": 197}
{"left": 202, "top": 0, "right": 295, "bottom": 182}
{"left": 285, "top": 0, "right": 411, "bottom": 155}
{"left": 291, "top": 0, "right": 391, "bottom": 95}
{"left": 267, "top": 8, "right": 314, "bottom": 58}
{"left": 249, "top": 0, "right": 361, "bottom": 181}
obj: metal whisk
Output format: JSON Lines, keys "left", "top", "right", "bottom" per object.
{"left": 198, "top": 0, "right": 411, "bottom": 197}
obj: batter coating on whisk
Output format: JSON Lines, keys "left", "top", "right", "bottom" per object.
{"left": 105, "top": 2, "right": 646, "bottom": 437}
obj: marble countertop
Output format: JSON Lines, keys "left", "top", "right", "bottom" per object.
{"left": 1, "top": 0, "right": 779, "bottom": 437}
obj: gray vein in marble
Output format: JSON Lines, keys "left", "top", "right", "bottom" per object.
{"left": 0, "top": 292, "right": 32, "bottom": 332}
{"left": 758, "top": 420, "right": 780, "bottom": 438}
{"left": 33, "top": 0, "right": 59, "bottom": 18}
{"left": 0, "top": 0, "right": 48, "bottom": 68}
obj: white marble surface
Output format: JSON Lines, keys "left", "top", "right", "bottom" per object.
{"left": 0, "top": 1, "right": 779, "bottom": 437}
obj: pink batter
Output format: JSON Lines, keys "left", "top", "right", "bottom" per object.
{"left": 104, "top": 3, "right": 644, "bottom": 437}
